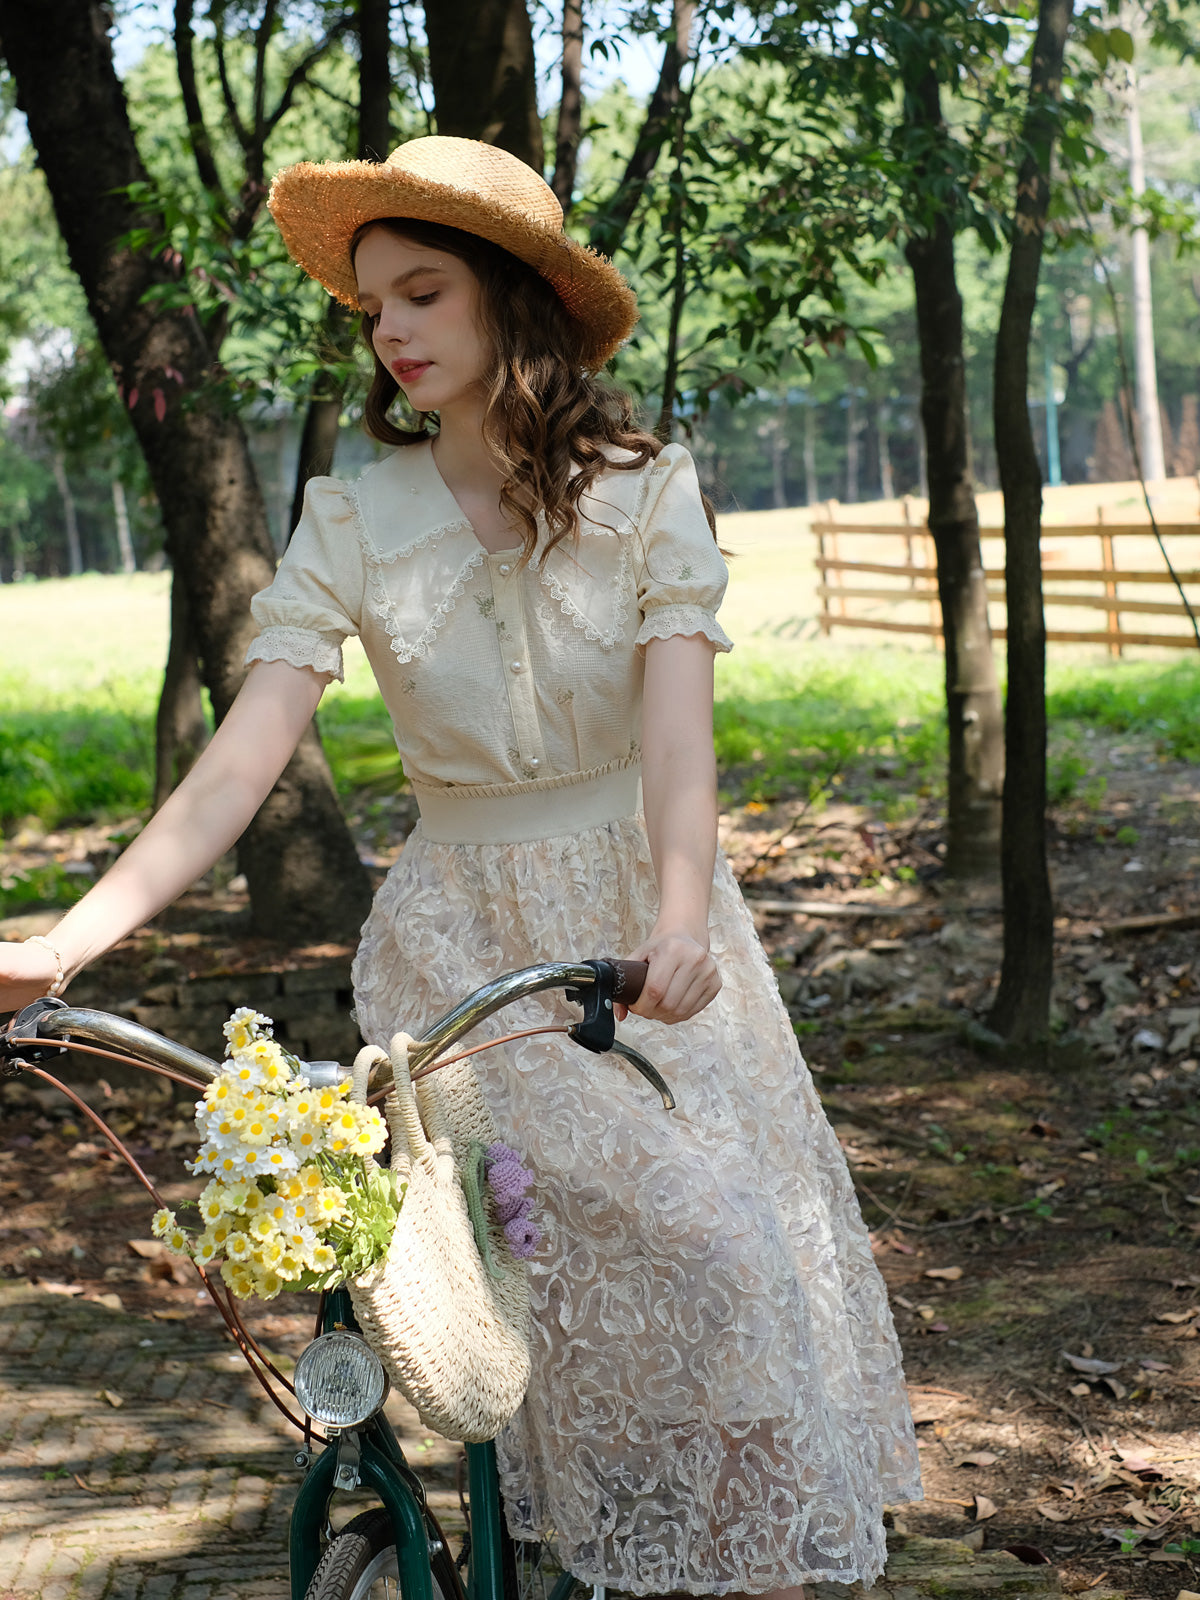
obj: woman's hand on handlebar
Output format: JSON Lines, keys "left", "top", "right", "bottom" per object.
{"left": 0, "top": 940, "right": 61, "bottom": 1017}
{"left": 618, "top": 924, "right": 720, "bottom": 1025}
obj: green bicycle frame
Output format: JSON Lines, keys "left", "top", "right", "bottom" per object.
{"left": 287, "top": 1289, "right": 507, "bottom": 1600}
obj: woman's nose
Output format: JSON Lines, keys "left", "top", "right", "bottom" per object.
{"left": 375, "top": 304, "right": 409, "bottom": 345}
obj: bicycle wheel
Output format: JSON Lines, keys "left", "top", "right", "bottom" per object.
{"left": 304, "top": 1508, "right": 459, "bottom": 1600}
{"left": 500, "top": 1520, "right": 594, "bottom": 1600}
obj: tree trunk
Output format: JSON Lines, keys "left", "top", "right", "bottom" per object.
{"left": 1, "top": 0, "right": 372, "bottom": 942}
{"left": 154, "top": 571, "right": 210, "bottom": 810}
{"left": 423, "top": 0, "right": 543, "bottom": 169}
{"left": 804, "top": 399, "right": 818, "bottom": 505}
{"left": 845, "top": 391, "right": 860, "bottom": 504}
{"left": 878, "top": 401, "right": 895, "bottom": 500}
{"left": 111, "top": 478, "right": 136, "bottom": 573}
{"left": 288, "top": 0, "right": 394, "bottom": 534}
{"left": 903, "top": 127, "right": 1004, "bottom": 880}
{"left": 988, "top": 0, "right": 1074, "bottom": 1047}
{"left": 1126, "top": 51, "right": 1166, "bottom": 481}
{"left": 588, "top": 0, "right": 696, "bottom": 258}
{"left": 52, "top": 450, "right": 84, "bottom": 575}
{"left": 551, "top": 0, "right": 584, "bottom": 213}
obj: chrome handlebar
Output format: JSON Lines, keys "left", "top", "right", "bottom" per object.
{"left": 2, "top": 960, "right": 674, "bottom": 1110}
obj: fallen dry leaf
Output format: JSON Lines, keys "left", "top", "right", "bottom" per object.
{"left": 1156, "top": 1308, "right": 1200, "bottom": 1325}
{"left": 973, "top": 1494, "right": 998, "bottom": 1521}
{"left": 955, "top": 1452, "right": 1000, "bottom": 1468}
{"left": 960, "top": 1527, "right": 986, "bottom": 1552}
{"left": 99, "top": 1389, "right": 124, "bottom": 1409}
{"left": 925, "top": 1266, "right": 964, "bottom": 1282}
{"left": 1036, "top": 1504, "right": 1072, "bottom": 1522}
{"left": 1172, "top": 1588, "right": 1200, "bottom": 1599}
{"left": 36, "top": 1280, "right": 84, "bottom": 1296}
{"left": 917, "top": 1304, "right": 938, "bottom": 1321}
{"left": 1100, "top": 1376, "right": 1127, "bottom": 1400}
{"left": 1062, "top": 1351, "right": 1122, "bottom": 1375}
{"left": 1069, "top": 1383, "right": 1092, "bottom": 1397}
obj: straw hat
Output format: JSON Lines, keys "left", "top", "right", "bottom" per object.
{"left": 268, "top": 136, "right": 638, "bottom": 369}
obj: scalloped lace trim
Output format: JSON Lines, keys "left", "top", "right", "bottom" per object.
{"left": 348, "top": 479, "right": 482, "bottom": 663}
{"left": 245, "top": 626, "right": 345, "bottom": 682}
{"left": 635, "top": 604, "right": 733, "bottom": 654}
{"left": 540, "top": 535, "right": 631, "bottom": 650}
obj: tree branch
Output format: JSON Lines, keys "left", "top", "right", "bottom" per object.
{"left": 251, "top": 0, "right": 280, "bottom": 160}
{"left": 588, "top": 0, "right": 695, "bottom": 258}
{"left": 173, "top": 0, "right": 226, "bottom": 204}
{"left": 212, "top": 4, "right": 251, "bottom": 153}
{"left": 262, "top": 13, "right": 356, "bottom": 151}
{"left": 551, "top": 0, "right": 583, "bottom": 214}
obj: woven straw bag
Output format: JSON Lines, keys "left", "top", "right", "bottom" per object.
{"left": 346, "top": 1034, "right": 532, "bottom": 1443}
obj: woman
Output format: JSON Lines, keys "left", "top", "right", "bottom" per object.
{"left": 3, "top": 136, "right": 920, "bottom": 1597}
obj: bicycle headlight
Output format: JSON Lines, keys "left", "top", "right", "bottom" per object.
{"left": 294, "top": 1330, "right": 389, "bottom": 1429}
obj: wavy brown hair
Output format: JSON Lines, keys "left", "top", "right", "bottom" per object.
{"left": 350, "top": 218, "right": 716, "bottom": 561}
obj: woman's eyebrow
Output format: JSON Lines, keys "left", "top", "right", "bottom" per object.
{"left": 359, "top": 263, "right": 446, "bottom": 306}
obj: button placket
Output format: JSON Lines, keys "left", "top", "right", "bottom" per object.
{"left": 489, "top": 558, "right": 548, "bottom": 775}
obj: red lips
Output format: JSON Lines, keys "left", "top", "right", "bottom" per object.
{"left": 391, "top": 360, "right": 431, "bottom": 384}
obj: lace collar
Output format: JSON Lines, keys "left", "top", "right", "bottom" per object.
{"left": 348, "top": 442, "right": 640, "bottom": 661}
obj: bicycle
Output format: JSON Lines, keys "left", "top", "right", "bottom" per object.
{"left": 0, "top": 956, "right": 672, "bottom": 1600}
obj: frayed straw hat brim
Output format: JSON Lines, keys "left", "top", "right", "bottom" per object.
{"left": 268, "top": 138, "right": 638, "bottom": 369}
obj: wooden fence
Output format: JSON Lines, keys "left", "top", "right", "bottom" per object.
{"left": 813, "top": 497, "right": 1200, "bottom": 655}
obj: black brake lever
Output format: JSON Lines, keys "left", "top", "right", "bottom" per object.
{"left": 565, "top": 960, "right": 675, "bottom": 1111}
{"left": 1, "top": 996, "right": 70, "bottom": 1075}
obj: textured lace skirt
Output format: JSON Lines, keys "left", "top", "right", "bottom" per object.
{"left": 353, "top": 813, "right": 922, "bottom": 1595}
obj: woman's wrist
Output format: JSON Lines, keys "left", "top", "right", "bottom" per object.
{"left": 24, "top": 934, "right": 66, "bottom": 997}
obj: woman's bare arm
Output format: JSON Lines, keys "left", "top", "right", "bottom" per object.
{"left": 628, "top": 632, "right": 722, "bottom": 1024}
{"left": 0, "top": 660, "right": 328, "bottom": 1013}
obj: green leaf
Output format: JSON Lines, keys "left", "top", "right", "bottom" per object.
{"left": 1107, "top": 26, "right": 1135, "bottom": 62}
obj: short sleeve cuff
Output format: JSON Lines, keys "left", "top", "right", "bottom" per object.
{"left": 636, "top": 604, "right": 733, "bottom": 654}
{"left": 245, "top": 625, "right": 345, "bottom": 682}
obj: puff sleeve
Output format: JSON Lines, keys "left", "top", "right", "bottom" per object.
{"left": 245, "top": 477, "right": 366, "bottom": 683}
{"left": 633, "top": 444, "right": 733, "bottom": 654}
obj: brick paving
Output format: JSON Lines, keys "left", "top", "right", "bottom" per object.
{"left": 0, "top": 1284, "right": 462, "bottom": 1600}
{"left": 0, "top": 1284, "right": 1082, "bottom": 1600}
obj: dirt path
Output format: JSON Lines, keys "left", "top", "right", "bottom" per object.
{"left": 2, "top": 729, "right": 1197, "bottom": 1598}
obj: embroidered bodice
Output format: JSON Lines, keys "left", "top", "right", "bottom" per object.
{"left": 246, "top": 440, "right": 731, "bottom": 793}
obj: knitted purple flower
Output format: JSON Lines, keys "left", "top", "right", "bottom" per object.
{"left": 484, "top": 1141, "right": 542, "bottom": 1257}
{"left": 504, "top": 1216, "right": 541, "bottom": 1259}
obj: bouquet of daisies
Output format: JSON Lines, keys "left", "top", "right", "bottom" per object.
{"left": 153, "top": 1008, "right": 402, "bottom": 1302}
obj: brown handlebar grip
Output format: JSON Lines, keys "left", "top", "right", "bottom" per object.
{"left": 611, "top": 960, "right": 649, "bottom": 1004}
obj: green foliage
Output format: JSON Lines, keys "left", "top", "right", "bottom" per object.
{"left": 319, "top": 1162, "right": 404, "bottom": 1284}
{"left": 0, "top": 672, "right": 155, "bottom": 828}
{"left": 711, "top": 649, "right": 945, "bottom": 804}
{"left": 1045, "top": 659, "right": 1200, "bottom": 762}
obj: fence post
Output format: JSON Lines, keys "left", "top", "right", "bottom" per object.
{"left": 823, "top": 500, "right": 844, "bottom": 632}
{"left": 1097, "top": 505, "right": 1122, "bottom": 659}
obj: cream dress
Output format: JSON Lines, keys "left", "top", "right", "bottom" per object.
{"left": 247, "top": 440, "right": 922, "bottom": 1595}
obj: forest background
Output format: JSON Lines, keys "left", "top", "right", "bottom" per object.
{"left": 2, "top": 2, "right": 1199, "bottom": 574}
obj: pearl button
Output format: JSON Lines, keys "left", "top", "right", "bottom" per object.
{"left": 510, "top": 661, "right": 523, "bottom": 673}
{"left": 529, "top": 757, "right": 540, "bottom": 769}
{"left": 498, "top": 563, "right": 511, "bottom": 575}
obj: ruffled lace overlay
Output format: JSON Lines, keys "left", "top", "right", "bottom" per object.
{"left": 353, "top": 818, "right": 922, "bottom": 1596}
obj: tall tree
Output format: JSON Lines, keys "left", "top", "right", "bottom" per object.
{"left": 989, "top": 0, "right": 1075, "bottom": 1047}
{"left": 289, "top": 0, "right": 395, "bottom": 533}
{"left": 0, "top": 0, "right": 372, "bottom": 941}
{"left": 423, "top": 0, "right": 543, "bottom": 168}
{"left": 901, "top": 63, "right": 1004, "bottom": 878}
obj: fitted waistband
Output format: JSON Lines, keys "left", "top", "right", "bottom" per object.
{"left": 411, "top": 763, "right": 642, "bottom": 845}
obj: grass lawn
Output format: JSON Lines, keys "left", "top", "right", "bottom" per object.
{"left": 1, "top": 548, "right": 1196, "bottom": 851}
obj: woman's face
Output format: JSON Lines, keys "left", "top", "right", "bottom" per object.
{"left": 354, "top": 227, "right": 492, "bottom": 417}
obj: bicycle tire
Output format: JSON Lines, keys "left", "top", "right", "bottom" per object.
{"left": 304, "top": 1508, "right": 459, "bottom": 1600}
{"left": 499, "top": 1518, "right": 593, "bottom": 1600}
